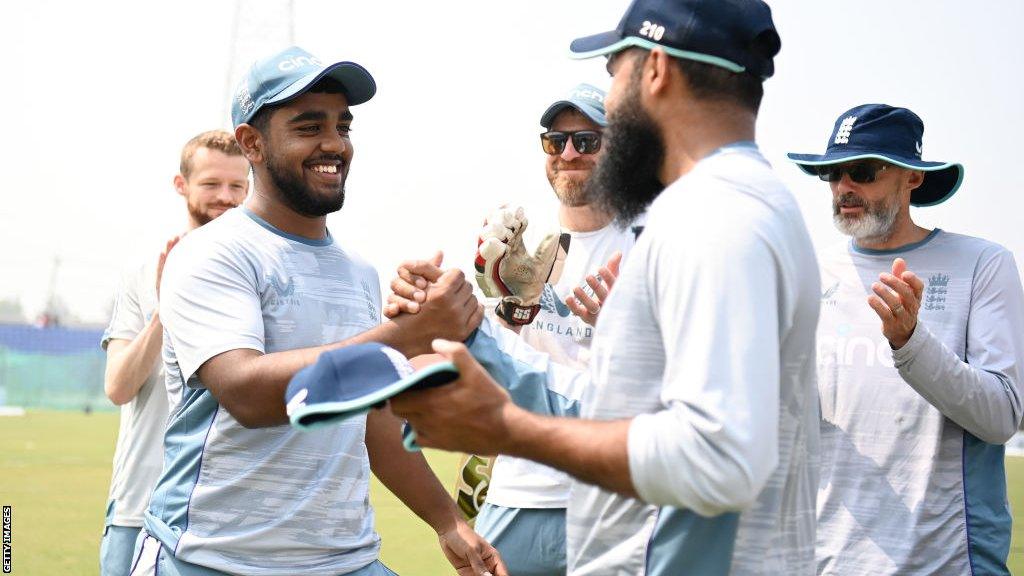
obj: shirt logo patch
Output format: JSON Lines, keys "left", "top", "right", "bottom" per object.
{"left": 539, "top": 284, "right": 572, "bottom": 318}
{"left": 924, "top": 273, "right": 949, "bottom": 311}
{"left": 834, "top": 116, "right": 857, "bottom": 144}
{"left": 266, "top": 274, "right": 300, "bottom": 306}
{"left": 821, "top": 281, "right": 840, "bottom": 307}
{"left": 361, "top": 281, "right": 380, "bottom": 323}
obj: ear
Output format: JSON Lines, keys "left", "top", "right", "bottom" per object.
{"left": 905, "top": 169, "right": 926, "bottom": 192}
{"left": 645, "top": 48, "right": 673, "bottom": 98}
{"left": 235, "top": 124, "right": 265, "bottom": 165}
{"left": 173, "top": 174, "right": 187, "bottom": 198}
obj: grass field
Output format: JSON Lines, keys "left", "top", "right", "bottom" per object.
{"left": 1, "top": 412, "right": 1022, "bottom": 575}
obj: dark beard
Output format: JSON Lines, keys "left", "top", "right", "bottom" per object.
{"left": 265, "top": 149, "right": 346, "bottom": 217}
{"left": 588, "top": 72, "right": 665, "bottom": 227}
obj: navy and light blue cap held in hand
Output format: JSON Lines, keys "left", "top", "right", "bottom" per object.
{"left": 540, "top": 83, "right": 608, "bottom": 129}
{"left": 787, "top": 104, "right": 964, "bottom": 207}
{"left": 285, "top": 342, "right": 458, "bottom": 442}
{"left": 568, "top": 0, "right": 781, "bottom": 79}
{"left": 231, "top": 46, "right": 376, "bottom": 128}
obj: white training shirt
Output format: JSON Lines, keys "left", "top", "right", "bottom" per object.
{"left": 148, "top": 207, "right": 384, "bottom": 576}
{"left": 571, "top": 144, "right": 820, "bottom": 575}
{"left": 101, "top": 260, "right": 170, "bottom": 527}
{"left": 487, "top": 221, "right": 642, "bottom": 509}
{"left": 815, "top": 230, "right": 1024, "bottom": 575}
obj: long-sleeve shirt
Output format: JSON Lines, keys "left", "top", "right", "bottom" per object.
{"left": 471, "top": 144, "right": 821, "bottom": 575}
{"left": 815, "top": 229, "right": 1024, "bottom": 575}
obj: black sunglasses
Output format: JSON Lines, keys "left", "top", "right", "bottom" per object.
{"left": 540, "top": 130, "right": 602, "bottom": 155}
{"left": 816, "top": 161, "right": 889, "bottom": 184}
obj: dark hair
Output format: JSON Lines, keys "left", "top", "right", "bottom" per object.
{"left": 248, "top": 77, "right": 350, "bottom": 133}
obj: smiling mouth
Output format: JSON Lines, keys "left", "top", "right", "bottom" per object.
{"left": 309, "top": 164, "right": 339, "bottom": 174}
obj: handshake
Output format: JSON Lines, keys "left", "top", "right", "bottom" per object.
{"left": 383, "top": 207, "right": 573, "bottom": 349}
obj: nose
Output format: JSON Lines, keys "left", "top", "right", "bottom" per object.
{"left": 320, "top": 130, "right": 347, "bottom": 154}
{"left": 216, "top": 184, "right": 237, "bottom": 204}
{"left": 833, "top": 172, "right": 858, "bottom": 195}
{"left": 560, "top": 138, "right": 582, "bottom": 162}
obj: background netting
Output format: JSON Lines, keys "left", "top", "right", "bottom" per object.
{"left": 0, "top": 323, "right": 110, "bottom": 412}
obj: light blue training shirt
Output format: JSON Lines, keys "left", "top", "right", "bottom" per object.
{"left": 150, "top": 207, "right": 384, "bottom": 575}
{"left": 816, "top": 230, "right": 1024, "bottom": 575}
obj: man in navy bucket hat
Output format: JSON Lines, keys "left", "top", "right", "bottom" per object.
{"left": 132, "top": 46, "right": 506, "bottom": 576}
{"left": 790, "top": 104, "right": 1024, "bottom": 574}
{"left": 788, "top": 104, "right": 963, "bottom": 207}
{"left": 388, "top": 0, "right": 822, "bottom": 574}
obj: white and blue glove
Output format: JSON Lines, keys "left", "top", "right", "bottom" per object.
{"left": 474, "top": 207, "right": 569, "bottom": 326}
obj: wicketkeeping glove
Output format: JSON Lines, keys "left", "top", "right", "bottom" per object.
{"left": 474, "top": 207, "right": 570, "bottom": 326}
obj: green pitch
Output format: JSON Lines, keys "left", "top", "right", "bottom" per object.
{"left": 1, "top": 412, "right": 1022, "bottom": 575}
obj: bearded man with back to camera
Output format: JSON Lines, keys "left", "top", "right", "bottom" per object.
{"left": 789, "top": 103, "right": 1024, "bottom": 575}
{"left": 385, "top": 83, "right": 637, "bottom": 576}
{"left": 388, "top": 0, "right": 822, "bottom": 573}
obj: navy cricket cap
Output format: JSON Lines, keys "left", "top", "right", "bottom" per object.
{"left": 285, "top": 342, "right": 458, "bottom": 432}
{"left": 231, "top": 46, "right": 376, "bottom": 128}
{"left": 787, "top": 104, "right": 965, "bottom": 207}
{"left": 540, "top": 83, "right": 608, "bottom": 129}
{"left": 568, "top": 0, "right": 781, "bottom": 79}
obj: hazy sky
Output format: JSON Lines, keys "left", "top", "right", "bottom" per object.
{"left": 3, "top": 0, "right": 1022, "bottom": 324}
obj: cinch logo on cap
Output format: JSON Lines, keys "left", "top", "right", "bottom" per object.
{"left": 278, "top": 55, "right": 324, "bottom": 71}
{"left": 915, "top": 141, "right": 923, "bottom": 157}
{"left": 573, "top": 87, "right": 605, "bottom": 103}
{"left": 834, "top": 116, "right": 857, "bottom": 144}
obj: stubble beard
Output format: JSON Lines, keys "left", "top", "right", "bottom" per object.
{"left": 549, "top": 173, "right": 591, "bottom": 207}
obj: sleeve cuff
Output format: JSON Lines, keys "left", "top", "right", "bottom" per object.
{"left": 178, "top": 340, "right": 265, "bottom": 387}
{"left": 100, "top": 329, "right": 140, "bottom": 351}
{"left": 627, "top": 412, "right": 660, "bottom": 505}
{"left": 892, "top": 321, "right": 932, "bottom": 368}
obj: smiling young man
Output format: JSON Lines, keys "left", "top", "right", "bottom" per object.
{"left": 789, "top": 104, "right": 1024, "bottom": 575}
{"left": 100, "top": 129, "right": 248, "bottom": 576}
{"left": 130, "top": 47, "right": 503, "bottom": 576}
{"left": 389, "top": 1, "right": 822, "bottom": 574}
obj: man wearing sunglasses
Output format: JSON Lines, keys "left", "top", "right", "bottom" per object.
{"left": 469, "top": 83, "right": 643, "bottom": 576}
{"left": 389, "top": 0, "right": 823, "bottom": 573}
{"left": 789, "top": 103, "right": 1024, "bottom": 574}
